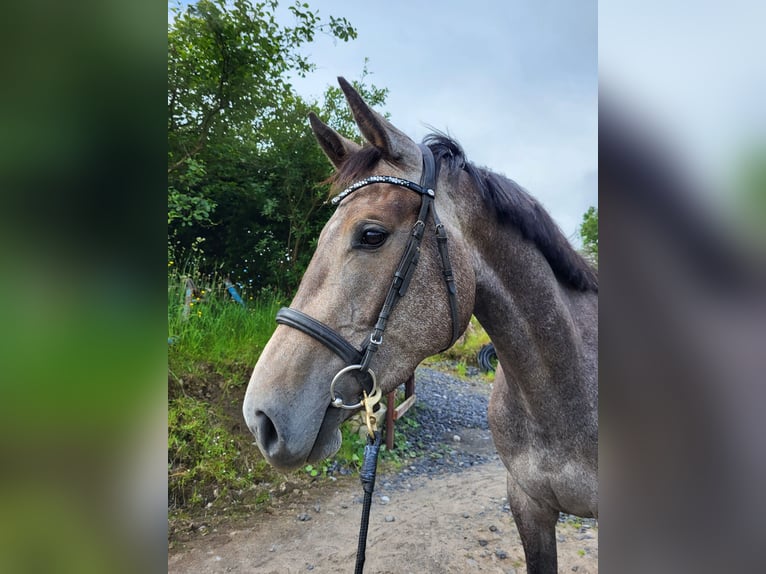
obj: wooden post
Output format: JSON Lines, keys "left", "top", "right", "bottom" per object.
{"left": 385, "top": 373, "right": 417, "bottom": 451}
{"left": 386, "top": 391, "right": 395, "bottom": 450}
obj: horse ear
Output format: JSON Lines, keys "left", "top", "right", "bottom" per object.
{"left": 308, "top": 112, "right": 361, "bottom": 169}
{"left": 337, "top": 76, "right": 418, "bottom": 162}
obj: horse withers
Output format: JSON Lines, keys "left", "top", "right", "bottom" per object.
{"left": 243, "top": 78, "right": 598, "bottom": 573}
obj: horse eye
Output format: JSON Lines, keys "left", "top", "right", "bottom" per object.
{"left": 361, "top": 229, "right": 387, "bottom": 247}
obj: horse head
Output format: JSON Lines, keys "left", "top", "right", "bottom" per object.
{"left": 243, "top": 78, "right": 475, "bottom": 471}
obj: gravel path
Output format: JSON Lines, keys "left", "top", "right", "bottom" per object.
{"left": 383, "top": 365, "right": 495, "bottom": 480}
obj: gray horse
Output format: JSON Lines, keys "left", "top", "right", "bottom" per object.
{"left": 244, "top": 78, "right": 598, "bottom": 573}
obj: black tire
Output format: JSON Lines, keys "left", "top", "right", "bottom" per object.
{"left": 478, "top": 343, "right": 497, "bottom": 372}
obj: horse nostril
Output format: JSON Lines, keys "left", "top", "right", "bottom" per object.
{"left": 254, "top": 410, "right": 279, "bottom": 453}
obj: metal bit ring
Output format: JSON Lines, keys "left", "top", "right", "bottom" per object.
{"left": 329, "top": 364, "right": 379, "bottom": 410}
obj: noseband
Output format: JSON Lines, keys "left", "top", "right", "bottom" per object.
{"left": 275, "top": 144, "right": 460, "bottom": 410}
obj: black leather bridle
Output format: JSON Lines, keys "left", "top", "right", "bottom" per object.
{"left": 274, "top": 144, "right": 460, "bottom": 410}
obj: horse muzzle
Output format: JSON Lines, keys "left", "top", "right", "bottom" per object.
{"left": 243, "top": 381, "right": 348, "bottom": 471}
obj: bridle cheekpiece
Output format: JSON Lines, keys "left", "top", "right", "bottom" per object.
{"left": 274, "top": 144, "right": 460, "bottom": 410}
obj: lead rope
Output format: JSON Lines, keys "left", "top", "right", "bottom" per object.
{"left": 354, "top": 392, "right": 383, "bottom": 574}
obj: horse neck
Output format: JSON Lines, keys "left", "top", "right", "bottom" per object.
{"left": 455, "top": 189, "right": 596, "bottom": 407}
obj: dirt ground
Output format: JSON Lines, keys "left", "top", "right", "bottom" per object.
{"left": 168, "top": 456, "right": 597, "bottom": 573}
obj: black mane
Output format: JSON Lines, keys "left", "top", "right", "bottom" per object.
{"left": 329, "top": 134, "right": 598, "bottom": 292}
{"left": 424, "top": 134, "right": 598, "bottom": 292}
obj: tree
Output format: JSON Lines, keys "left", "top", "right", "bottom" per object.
{"left": 580, "top": 206, "right": 598, "bottom": 265}
{"left": 168, "top": 1, "right": 391, "bottom": 294}
{"left": 172, "top": 74, "right": 391, "bottom": 295}
{"left": 168, "top": 0, "right": 356, "bottom": 232}
{"left": 168, "top": 0, "right": 356, "bottom": 171}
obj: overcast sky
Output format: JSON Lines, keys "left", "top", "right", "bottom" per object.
{"left": 282, "top": 0, "right": 598, "bottom": 246}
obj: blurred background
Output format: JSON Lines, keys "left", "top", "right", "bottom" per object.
{"left": 599, "top": 2, "right": 765, "bottom": 572}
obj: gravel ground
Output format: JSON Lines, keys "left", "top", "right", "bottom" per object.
{"left": 383, "top": 365, "right": 495, "bottom": 481}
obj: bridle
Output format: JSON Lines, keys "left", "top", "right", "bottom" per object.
{"left": 274, "top": 144, "right": 460, "bottom": 410}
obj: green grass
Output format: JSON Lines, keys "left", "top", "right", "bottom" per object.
{"left": 168, "top": 259, "right": 287, "bottom": 512}
{"left": 168, "top": 395, "right": 274, "bottom": 509}
{"left": 168, "top": 263, "right": 283, "bottom": 382}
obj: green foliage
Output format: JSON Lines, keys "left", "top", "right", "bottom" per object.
{"left": 168, "top": 0, "right": 355, "bottom": 170}
{"left": 168, "top": 257, "right": 283, "bottom": 379}
{"left": 439, "top": 316, "right": 491, "bottom": 368}
{"left": 168, "top": 395, "right": 271, "bottom": 508}
{"left": 579, "top": 206, "right": 598, "bottom": 265}
{"left": 168, "top": 1, "right": 389, "bottom": 294}
{"left": 336, "top": 423, "right": 367, "bottom": 467}
{"left": 168, "top": 158, "right": 215, "bottom": 227}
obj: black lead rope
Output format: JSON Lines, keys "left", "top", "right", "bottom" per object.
{"left": 354, "top": 430, "right": 382, "bottom": 574}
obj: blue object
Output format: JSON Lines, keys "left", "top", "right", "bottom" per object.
{"left": 225, "top": 279, "right": 245, "bottom": 307}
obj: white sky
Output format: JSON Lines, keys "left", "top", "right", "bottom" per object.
{"left": 282, "top": 0, "right": 598, "bottom": 245}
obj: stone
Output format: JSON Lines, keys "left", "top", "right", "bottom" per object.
{"left": 297, "top": 513, "right": 311, "bottom": 522}
{"left": 384, "top": 515, "right": 395, "bottom": 522}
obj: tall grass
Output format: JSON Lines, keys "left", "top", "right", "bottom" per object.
{"left": 168, "top": 395, "right": 274, "bottom": 509}
{"left": 167, "top": 262, "right": 284, "bottom": 382}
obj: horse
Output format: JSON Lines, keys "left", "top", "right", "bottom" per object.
{"left": 243, "top": 77, "right": 598, "bottom": 573}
